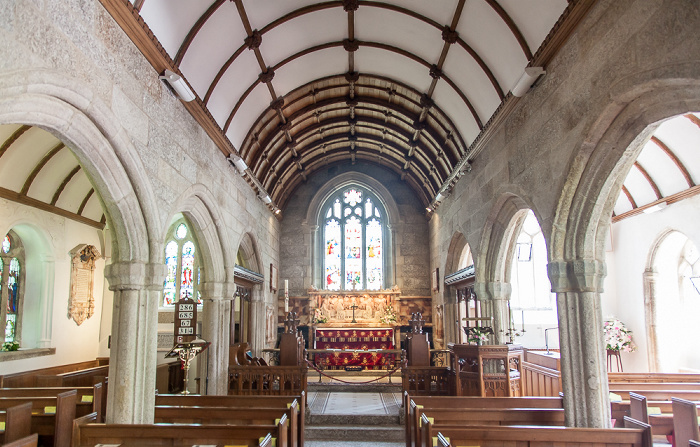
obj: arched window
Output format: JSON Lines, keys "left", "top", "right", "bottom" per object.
{"left": 162, "top": 219, "right": 202, "bottom": 307}
{"left": 321, "top": 186, "right": 386, "bottom": 291}
{"left": 510, "top": 210, "right": 554, "bottom": 311}
{"left": 1, "top": 231, "right": 24, "bottom": 343}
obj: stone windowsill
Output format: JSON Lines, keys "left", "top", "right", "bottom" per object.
{"left": 0, "top": 347, "right": 56, "bottom": 362}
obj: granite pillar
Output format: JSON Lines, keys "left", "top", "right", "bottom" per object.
{"left": 548, "top": 259, "right": 609, "bottom": 428}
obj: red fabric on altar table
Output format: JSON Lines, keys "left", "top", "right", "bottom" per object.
{"left": 314, "top": 328, "right": 394, "bottom": 370}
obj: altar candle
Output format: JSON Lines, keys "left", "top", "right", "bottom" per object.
{"left": 521, "top": 310, "right": 525, "bottom": 331}
{"left": 284, "top": 280, "right": 289, "bottom": 312}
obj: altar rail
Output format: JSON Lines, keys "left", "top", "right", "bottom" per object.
{"left": 227, "top": 366, "right": 307, "bottom": 396}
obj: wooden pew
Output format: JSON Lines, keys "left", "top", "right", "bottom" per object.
{"left": 611, "top": 383, "right": 700, "bottom": 392}
{"left": 416, "top": 408, "right": 565, "bottom": 447}
{"left": 0, "top": 403, "right": 31, "bottom": 445}
{"left": 673, "top": 397, "right": 700, "bottom": 447}
{"left": 0, "top": 360, "right": 108, "bottom": 388}
{"left": 1, "top": 433, "right": 38, "bottom": 447}
{"left": 0, "top": 390, "right": 77, "bottom": 447}
{"left": 154, "top": 401, "right": 300, "bottom": 447}
{"left": 404, "top": 392, "right": 563, "bottom": 447}
{"left": 609, "top": 373, "right": 700, "bottom": 383}
{"left": 622, "top": 416, "right": 654, "bottom": 447}
{"left": 74, "top": 417, "right": 289, "bottom": 447}
{"left": 34, "top": 365, "right": 108, "bottom": 388}
{"left": 156, "top": 393, "right": 305, "bottom": 447}
{"left": 0, "top": 383, "right": 103, "bottom": 420}
{"left": 630, "top": 392, "right": 649, "bottom": 424}
{"left": 610, "top": 390, "right": 700, "bottom": 401}
{"left": 428, "top": 421, "right": 648, "bottom": 447}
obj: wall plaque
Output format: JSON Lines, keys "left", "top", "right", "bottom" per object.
{"left": 69, "top": 244, "right": 100, "bottom": 326}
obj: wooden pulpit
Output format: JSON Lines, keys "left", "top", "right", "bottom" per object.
{"left": 449, "top": 343, "right": 523, "bottom": 397}
{"left": 406, "top": 312, "right": 430, "bottom": 366}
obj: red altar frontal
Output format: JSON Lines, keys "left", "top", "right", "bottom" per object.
{"left": 314, "top": 328, "right": 394, "bottom": 370}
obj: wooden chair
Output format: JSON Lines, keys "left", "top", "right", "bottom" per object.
{"left": 672, "top": 397, "right": 700, "bottom": 447}
{"left": 1, "top": 433, "right": 38, "bottom": 447}
{"left": 630, "top": 392, "right": 649, "bottom": 424}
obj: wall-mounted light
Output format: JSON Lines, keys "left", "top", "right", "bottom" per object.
{"left": 274, "top": 208, "right": 281, "bottom": 215}
{"left": 159, "top": 69, "right": 196, "bottom": 102}
{"left": 643, "top": 201, "right": 667, "bottom": 214}
{"left": 511, "top": 67, "right": 545, "bottom": 97}
{"left": 259, "top": 193, "right": 272, "bottom": 204}
{"left": 227, "top": 154, "right": 248, "bottom": 173}
{"left": 426, "top": 207, "right": 433, "bottom": 213}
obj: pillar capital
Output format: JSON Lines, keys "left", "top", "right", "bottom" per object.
{"left": 474, "top": 281, "right": 511, "bottom": 301}
{"left": 548, "top": 259, "right": 606, "bottom": 293}
{"left": 105, "top": 261, "right": 167, "bottom": 291}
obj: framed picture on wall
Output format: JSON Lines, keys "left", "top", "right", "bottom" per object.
{"left": 270, "top": 264, "right": 278, "bottom": 292}
{"left": 432, "top": 268, "right": 439, "bottom": 292}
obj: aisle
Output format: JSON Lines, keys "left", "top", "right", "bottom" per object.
{"left": 305, "top": 372, "right": 405, "bottom": 447}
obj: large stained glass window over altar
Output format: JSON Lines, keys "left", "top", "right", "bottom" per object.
{"left": 162, "top": 219, "right": 203, "bottom": 307}
{"left": 322, "top": 186, "right": 386, "bottom": 290}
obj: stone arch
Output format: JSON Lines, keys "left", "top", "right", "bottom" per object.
{"left": 0, "top": 70, "right": 164, "bottom": 423}
{"left": 445, "top": 232, "right": 469, "bottom": 277}
{"left": 166, "top": 184, "right": 235, "bottom": 394}
{"left": 549, "top": 67, "right": 700, "bottom": 428}
{"left": 0, "top": 70, "right": 157, "bottom": 263}
{"left": 168, "top": 184, "right": 233, "bottom": 284}
{"left": 475, "top": 192, "right": 535, "bottom": 343}
{"left": 237, "top": 232, "right": 263, "bottom": 275}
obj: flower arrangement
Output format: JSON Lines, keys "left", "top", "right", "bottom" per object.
{"left": 604, "top": 318, "right": 636, "bottom": 352}
{"left": 311, "top": 307, "right": 327, "bottom": 324}
{"left": 1, "top": 341, "right": 19, "bottom": 352}
{"left": 466, "top": 326, "right": 493, "bottom": 345}
{"left": 380, "top": 305, "right": 398, "bottom": 324}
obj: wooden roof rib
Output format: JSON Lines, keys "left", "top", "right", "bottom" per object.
{"left": 108, "top": 0, "right": 597, "bottom": 215}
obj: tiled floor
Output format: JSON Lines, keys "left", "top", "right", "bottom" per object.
{"left": 309, "top": 391, "right": 401, "bottom": 415}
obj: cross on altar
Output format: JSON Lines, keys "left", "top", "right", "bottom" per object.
{"left": 349, "top": 304, "right": 359, "bottom": 323}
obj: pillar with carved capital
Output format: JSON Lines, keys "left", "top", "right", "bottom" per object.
{"left": 200, "top": 281, "right": 233, "bottom": 395}
{"left": 104, "top": 262, "right": 166, "bottom": 424}
{"left": 474, "top": 282, "right": 511, "bottom": 345}
{"left": 548, "top": 259, "right": 609, "bottom": 428}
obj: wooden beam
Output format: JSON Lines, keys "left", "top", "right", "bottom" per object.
{"left": 612, "top": 184, "right": 700, "bottom": 223}
{"left": 0, "top": 186, "right": 105, "bottom": 229}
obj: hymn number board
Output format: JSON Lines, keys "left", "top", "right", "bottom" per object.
{"left": 174, "top": 297, "right": 197, "bottom": 343}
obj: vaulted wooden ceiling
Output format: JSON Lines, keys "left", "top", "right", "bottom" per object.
{"left": 102, "top": 0, "right": 596, "bottom": 215}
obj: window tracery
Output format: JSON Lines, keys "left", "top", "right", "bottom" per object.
{"left": 162, "top": 220, "right": 202, "bottom": 307}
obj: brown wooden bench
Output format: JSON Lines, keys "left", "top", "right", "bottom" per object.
{"left": 154, "top": 400, "right": 300, "bottom": 447}
{"left": 611, "top": 383, "right": 700, "bottom": 392}
{"left": 0, "top": 360, "right": 108, "bottom": 388}
{"left": 156, "top": 392, "right": 305, "bottom": 447}
{"left": 416, "top": 407, "right": 565, "bottom": 447}
{"left": 73, "top": 418, "right": 288, "bottom": 447}
{"left": 673, "top": 397, "right": 700, "bottom": 447}
{"left": 34, "top": 366, "right": 108, "bottom": 388}
{"left": 610, "top": 390, "right": 700, "bottom": 402}
{"left": 405, "top": 393, "right": 563, "bottom": 447}
{"left": 609, "top": 373, "right": 700, "bottom": 383}
{"left": 1, "top": 433, "right": 38, "bottom": 447}
{"left": 0, "top": 383, "right": 103, "bottom": 421}
{"left": 0, "top": 403, "right": 31, "bottom": 445}
{"left": 429, "top": 421, "right": 649, "bottom": 447}
{"left": 0, "top": 390, "right": 76, "bottom": 447}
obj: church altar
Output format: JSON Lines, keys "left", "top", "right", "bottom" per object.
{"left": 313, "top": 327, "right": 395, "bottom": 370}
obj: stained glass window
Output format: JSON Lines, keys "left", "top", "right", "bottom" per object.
{"left": 162, "top": 220, "right": 202, "bottom": 307}
{"left": 321, "top": 186, "right": 386, "bottom": 290}
{"left": 1, "top": 231, "right": 23, "bottom": 344}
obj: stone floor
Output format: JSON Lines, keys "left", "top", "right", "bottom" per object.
{"left": 305, "top": 372, "right": 404, "bottom": 447}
